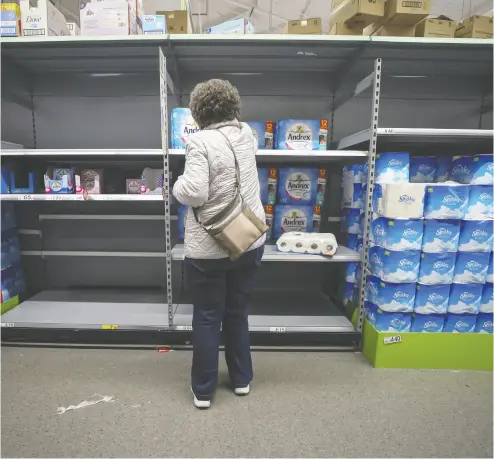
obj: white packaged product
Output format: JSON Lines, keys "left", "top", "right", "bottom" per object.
{"left": 276, "top": 232, "right": 338, "bottom": 256}
{"left": 372, "top": 183, "right": 425, "bottom": 219}
{"left": 20, "top": 0, "right": 69, "bottom": 36}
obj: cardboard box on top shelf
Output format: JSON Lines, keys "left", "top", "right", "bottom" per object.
{"left": 66, "top": 21, "right": 80, "bottom": 35}
{"left": 415, "top": 16, "right": 455, "bottom": 38}
{"left": 384, "top": 0, "right": 430, "bottom": 26}
{"left": 20, "top": 0, "right": 69, "bottom": 36}
{"left": 455, "top": 14, "right": 493, "bottom": 39}
{"left": 285, "top": 17, "right": 322, "bottom": 34}
{"left": 329, "top": 22, "right": 362, "bottom": 35}
{"left": 373, "top": 23, "right": 416, "bottom": 36}
{"left": 1, "top": 2, "right": 21, "bottom": 36}
{"left": 330, "top": 0, "right": 385, "bottom": 29}
{"left": 157, "top": 10, "right": 191, "bottom": 34}
{"left": 206, "top": 17, "right": 255, "bottom": 34}
{"left": 142, "top": 14, "right": 166, "bottom": 34}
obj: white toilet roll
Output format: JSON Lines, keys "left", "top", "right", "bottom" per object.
{"left": 276, "top": 232, "right": 338, "bottom": 256}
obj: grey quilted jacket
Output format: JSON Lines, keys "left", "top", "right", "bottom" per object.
{"left": 172, "top": 119, "right": 266, "bottom": 259}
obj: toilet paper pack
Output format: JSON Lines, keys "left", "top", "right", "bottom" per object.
{"left": 443, "top": 313, "right": 477, "bottom": 333}
{"left": 365, "top": 302, "right": 412, "bottom": 332}
{"left": 487, "top": 253, "right": 494, "bottom": 283}
{"left": 247, "top": 121, "right": 274, "bottom": 149}
{"left": 435, "top": 157, "right": 452, "bottom": 183}
{"left": 278, "top": 168, "right": 326, "bottom": 206}
{"left": 414, "top": 283, "right": 451, "bottom": 314}
{"left": 464, "top": 185, "right": 493, "bottom": 220}
{"left": 274, "top": 119, "right": 328, "bottom": 150}
{"left": 171, "top": 108, "right": 200, "bottom": 149}
{"left": 342, "top": 164, "right": 364, "bottom": 185}
{"left": 178, "top": 205, "right": 187, "bottom": 241}
{"left": 276, "top": 232, "right": 337, "bottom": 256}
{"left": 273, "top": 205, "right": 315, "bottom": 239}
{"left": 480, "top": 283, "right": 493, "bottom": 313}
{"left": 345, "top": 262, "right": 358, "bottom": 283}
{"left": 448, "top": 283, "right": 483, "bottom": 314}
{"left": 343, "top": 281, "right": 355, "bottom": 306}
{"left": 458, "top": 220, "right": 493, "bottom": 252}
{"left": 365, "top": 275, "right": 415, "bottom": 312}
{"left": 370, "top": 216, "right": 424, "bottom": 251}
{"left": 375, "top": 152, "right": 410, "bottom": 183}
{"left": 411, "top": 313, "right": 445, "bottom": 333}
{"left": 264, "top": 204, "right": 274, "bottom": 240}
{"left": 410, "top": 156, "right": 437, "bottom": 183}
{"left": 368, "top": 246, "right": 420, "bottom": 283}
{"left": 372, "top": 183, "right": 425, "bottom": 219}
{"left": 453, "top": 251, "right": 490, "bottom": 284}
{"left": 423, "top": 183, "right": 470, "bottom": 219}
{"left": 342, "top": 182, "right": 363, "bottom": 209}
{"left": 475, "top": 312, "right": 493, "bottom": 333}
{"left": 451, "top": 154, "right": 493, "bottom": 185}
{"left": 341, "top": 208, "right": 361, "bottom": 235}
{"left": 346, "top": 234, "right": 358, "bottom": 251}
{"left": 422, "top": 219, "right": 461, "bottom": 253}
{"left": 418, "top": 252, "right": 456, "bottom": 285}
{"left": 258, "top": 168, "right": 277, "bottom": 205}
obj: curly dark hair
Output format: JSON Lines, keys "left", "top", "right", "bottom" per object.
{"left": 189, "top": 79, "right": 241, "bottom": 129}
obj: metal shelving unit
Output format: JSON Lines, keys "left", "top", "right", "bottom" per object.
{"left": 1, "top": 34, "right": 493, "bottom": 347}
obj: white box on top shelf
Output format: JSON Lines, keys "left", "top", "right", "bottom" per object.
{"left": 66, "top": 21, "right": 80, "bottom": 35}
{"left": 20, "top": 0, "right": 69, "bottom": 36}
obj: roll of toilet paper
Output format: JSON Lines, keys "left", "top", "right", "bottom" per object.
{"left": 276, "top": 232, "right": 338, "bottom": 256}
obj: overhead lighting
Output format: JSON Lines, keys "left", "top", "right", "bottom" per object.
{"left": 223, "top": 73, "right": 263, "bottom": 76}
{"left": 90, "top": 73, "right": 123, "bottom": 77}
{"left": 297, "top": 51, "right": 318, "bottom": 56}
{"left": 391, "top": 75, "right": 427, "bottom": 78}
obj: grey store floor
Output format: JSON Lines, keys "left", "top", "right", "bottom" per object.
{"left": 1, "top": 347, "right": 492, "bottom": 458}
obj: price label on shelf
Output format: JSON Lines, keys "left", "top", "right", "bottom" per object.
{"left": 269, "top": 327, "right": 286, "bottom": 333}
{"left": 383, "top": 335, "right": 402, "bottom": 345}
{"left": 1, "top": 322, "right": 14, "bottom": 327}
{"left": 22, "top": 195, "right": 33, "bottom": 200}
{"left": 382, "top": 128, "right": 396, "bottom": 135}
{"left": 101, "top": 324, "right": 118, "bottom": 330}
{"left": 176, "top": 325, "right": 192, "bottom": 331}
{"left": 47, "top": 195, "right": 63, "bottom": 201}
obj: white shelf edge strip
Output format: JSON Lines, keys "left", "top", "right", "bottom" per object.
{"left": 21, "top": 251, "right": 166, "bottom": 257}
{"left": 0, "top": 194, "right": 164, "bottom": 201}
{"left": 18, "top": 229, "right": 41, "bottom": 235}
{"left": 376, "top": 128, "right": 494, "bottom": 137}
{"left": 39, "top": 214, "right": 173, "bottom": 221}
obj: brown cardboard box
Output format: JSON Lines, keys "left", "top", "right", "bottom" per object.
{"left": 455, "top": 14, "right": 493, "bottom": 39}
{"left": 330, "top": 0, "right": 385, "bottom": 29}
{"left": 415, "top": 16, "right": 455, "bottom": 38}
{"left": 286, "top": 17, "right": 322, "bottom": 34}
{"left": 373, "top": 24, "right": 416, "bottom": 36}
{"left": 156, "top": 10, "right": 191, "bottom": 34}
{"left": 384, "top": 0, "right": 430, "bottom": 26}
{"left": 329, "top": 22, "right": 362, "bottom": 35}
{"left": 362, "top": 21, "right": 383, "bottom": 36}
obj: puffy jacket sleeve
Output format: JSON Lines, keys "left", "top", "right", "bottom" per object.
{"left": 172, "top": 137, "right": 209, "bottom": 207}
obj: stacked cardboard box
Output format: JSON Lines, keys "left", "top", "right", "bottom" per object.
{"left": 415, "top": 16, "right": 455, "bottom": 38}
{"left": 330, "top": 0, "right": 385, "bottom": 31}
{"left": 156, "top": 9, "right": 191, "bottom": 34}
{"left": 455, "top": 13, "right": 493, "bottom": 39}
{"left": 285, "top": 18, "right": 322, "bottom": 35}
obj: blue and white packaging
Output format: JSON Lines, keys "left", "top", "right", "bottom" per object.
{"left": 411, "top": 313, "right": 445, "bottom": 333}
{"left": 345, "top": 262, "right": 358, "bottom": 283}
{"left": 435, "top": 157, "right": 452, "bottom": 183}
{"left": 274, "top": 119, "right": 328, "bottom": 151}
{"left": 205, "top": 17, "right": 255, "bottom": 34}
{"left": 375, "top": 152, "right": 410, "bottom": 183}
{"left": 410, "top": 156, "right": 436, "bottom": 183}
{"left": 365, "top": 275, "right": 415, "bottom": 312}
{"left": 423, "top": 183, "right": 470, "bottom": 219}
{"left": 273, "top": 205, "right": 314, "bottom": 239}
{"left": 422, "top": 219, "right": 460, "bottom": 253}
{"left": 418, "top": 252, "right": 456, "bottom": 285}
{"left": 247, "top": 122, "right": 274, "bottom": 149}
{"left": 414, "top": 283, "right": 451, "bottom": 314}
{"left": 370, "top": 217, "right": 424, "bottom": 251}
{"left": 443, "top": 313, "right": 477, "bottom": 333}
{"left": 450, "top": 156, "right": 473, "bottom": 184}
{"left": 346, "top": 234, "right": 358, "bottom": 251}
{"left": 342, "top": 182, "right": 363, "bottom": 209}
{"left": 372, "top": 183, "right": 425, "bottom": 219}
{"left": 453, "top": 251, "right": 490, "bottom": 284}
{"left": 475, "top": 312, "right": 493, "bottom": 333}
{"left": 178, "top": 205, "right": 187, "bottom": 241}
{"left": 170, "top": 108, "right": 200, "bottom": 149}
{"left": 278, "top": 168, "right": 326, "bottom": 206}
{"left": 342, "top": 164, "right": 364, "bottom": 185}
{"left": 464, "top": 185, "right": 493, "bottom": 220}
{"left": 341, "top": 208, "right": 361, "bottom": 235}
{"left": 368, "top": 246, "right": 420, "bottom": 283}
{"left": 480, "top": 283, "right": 493, "bottom": 313}
{"left": 448, "top": 283, "right": 483, "bottom": 314}
{"left": 451, "top": 155, "right": 494, "bottom": 185}
{"left": 142, "top": 15, "right": 167, "bottom": 34}
{"left": 488, "top": 253, "right": 494, "bottom": 283}
{"left": 343, "top": 282, "right": 355, "bottom": 306}
{"left": 366, "top": 302, "right": 412, "bottom": 332}
{"left": 458, "top": 220, "right": 493, "bottom": 252}
{"left": 258, "top": 168, "right": 277, "bottom": 205}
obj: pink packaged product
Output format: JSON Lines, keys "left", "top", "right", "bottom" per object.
{"left": 75, "top": 169, "right": 104, "bottom": 194}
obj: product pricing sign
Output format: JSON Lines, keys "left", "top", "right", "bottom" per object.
{"left": 383, "top": 335, "right": 402, "bottom": 345}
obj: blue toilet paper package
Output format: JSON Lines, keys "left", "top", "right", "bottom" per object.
{"left": 341, "top": 182, "right": 363, "bottom": 209}
{"left": 458, "top": 220, "right": 493, "bottom": 252}
{"left": 370, "top": 217, "right": 424, "bottom": 251}
{"left": 178, "top": 205, "right": 187, "bottom": 241}
{"left": 274, "top": 119, "right": 328, "bottom": 150}
{"left": 448, "top": 283, "right": 483, "bottom": 314}
{"left": 341, "top": 208, "right": 361, "bottom": 235}
{"left": 368, "top": 246, "right": 420, "bottom": 283}
{"left": 272, "top": 205, "right": 315, "bottom": 240}
{"left": 418, "top": 252, "right": 456, "bottom": 285}
{"left": 480, "top": 282, "right": 493, "bottom": 313}
{"left": 258, "top": 168, "right": 277, "bottom": 205}
{"left": 345, "top": 262, "right": 358, "bottom": 283}
{"left": 346, "top": 234, "right": 359, "bottom": 251}
{"left": 443, "top": 313, "right": 477, "bottom": 333}
{"left": 475, "top": 312, "right": 493, "bottom": 333}
{"left": 464, "top": 185, "right": 493, "bottom": 220}
{"left": 170, "top": 108, "right": 200, "bottom": 149}
{"left": 414, "top": 283, "right": 451, "bottom": 314}
{"left": 375, "top": 152, "right": 410, "bottom": 183}
{"left": 435, "top": 157, "right": 452, "bottom": 183}
{"left": 365, "top": 275, "right": 415, "bottom": 312}
{"left": 247, "top": 121, "right": 274, "bottom": 149}
{"left": 411, "top": 313, "right": 445, "bottom": 333}
{"left": 423, "top": 184, "right": 470, "bottom": 219}
{"left": 365, "top": 302, "right": 412, "bottom": 332}
{"left": 342, "top": 164, "right": 364, "bottom": 184}
{"left": 421, "top": 219, "right": 460, "bottom": 253}
{"left": 453, "top": 251, "right": 490, "bottom": 284}
{"left": 410, "top": 156, "right": 437, "bottom": 183}
{"left": 277, "top": 168, "right": 326, "bottom": 206}
{"left": 488, "top": 253, "right": 494, "bottom": 283}
{"left": 451, "top": 154, "right": 493, "bottom": 185}
{"left": 343, "top": 281, "right": 355, "bottom": 306}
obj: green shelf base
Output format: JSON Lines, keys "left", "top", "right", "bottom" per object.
{"left": 1, "top": 296, "right": 19, "bottom": 315}
{"left": 363, "top": 320, "right": 493, "bottom": 371}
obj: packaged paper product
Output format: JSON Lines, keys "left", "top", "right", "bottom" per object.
{"left": 345, "top": 262, "right": 358, "bottom": 283}
{"left": 410, "top": 156, "right": 437, "bottom": 183}
{"left": 411, "top": 313, "right": 445, "bottom": 333}
{"left": 258, "top": 168, "right": 277, "bottom": 205}
{"left": 418, "top": 252, "right": 456, "bottom": 285}
{"left": 448, "top": 283, "right": 482, "bottom": 314}
{"left": 170, "top": 108, "right": 200, "bottom": 149}
{"left": 141, "top": 168, "right": 163, "bottom": 195}
{"left": 1, "top": 3, "right": 21, "bottom": 36}
{"left": 368, "top": 246, "right": 420, "bottom": 283}
{"left": 375, "top": 152, "right": 410, "bottom": 183}
{"left": 264, "top": 204, "right": 274, "bottom": 240}
{"left": 341, "top": 208, "right": 361, "bottom": 235}
{"left": 475, "top": 312, "right": 493, "bottom": 333}
{"left": 414, "top": 283, "right": 451, "bottom": 314}
{"left": 370, "top": 216, "right": 424, "bottom": 251}
{"left": 276, "top": 232, "right": 337, "bottom": 256}
{"left": 178, "top": 205, "right": 187, "bottom": 241}
{"left": 277, "top": 168, "right": 326, "bottom": 206}
{"left": 488, "top": 253, "right": 494, "bottom": 283}
{"left": 343, "top": 281, "right": 355, "bottom": 306}
{"left": 458, "top": 220, "right": 493, "bottom": 252}
{"left": 464, "top": 185, "right": 493, "bottom": 220}
{"left": 453, "top": 251, "right": 490, "bottom": 284}
{"left": 450, "top": 154, "right": 493, "bottom": 185}
{"left": 44, "top": 167, "right": 75, "bottom": 194}
{"left": 423, "top": 183, "right": 470, "bottom": 219}
{"left": 1, "top": 230, "right": 20, "bottom": 270}
{"left": 273, "top": 205, "right": 315, "bottom": 240}
{"left": 346, "top": 234, "right": 358, "bottom": 251}
{"left": 435, "top": 157, "right": 452, "bottom": 182}
{"left": 480, "top": 283, "right": 493, "bottom": 313}
{"left": 142, "top": 14, "right": 166, "bottom": 34}
{"left": 21, "top": 0, "right": 69, "bottom": 36}
{"left": 342, "top": 164, "right": 364, "bottom": 184}
{"left": 365, "top": 275, "right": 415, "bottom": 312}
{"left": 341, "top": 182, "right": 363, "bottom": 209}
{"left": 274, "top": 119, "right": 328, "bottom": 150}
{"left": 421, "top": 219, "right": 461, "bottom": 253}
{"left": 205, "top": 17, "right": 255, "bottom": 34}
{"left": 365, "top": 302, "right": 412, "bottom": 332}
{"left": 443, "top": 313, "right": 477, "bottom": 333}
{"left": 247, "top": 122, "right": 274, "bottom": 149}
{"left": 372, "top": 183, "right": 425, "bottom": 219}
{"left": 75, "top": 169, "right": 104, "bottom": 194}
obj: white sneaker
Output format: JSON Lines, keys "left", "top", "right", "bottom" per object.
{"left": 191, "top": 388, "right": 211, "bottom": 409}
{"left": 234, "top": 384, "right": 250, "bottom": 396}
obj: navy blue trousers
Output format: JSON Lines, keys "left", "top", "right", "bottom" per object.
{"left": 185, "top": 245, "right": 264, "bottom": 400}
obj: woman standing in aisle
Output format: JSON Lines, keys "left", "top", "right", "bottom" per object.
{"left": 172, "top": 79, "right": 266, "bottom": 409}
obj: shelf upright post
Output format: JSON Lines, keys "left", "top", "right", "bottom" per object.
{"left": 356, "top": 58, "right": 382, "bottom": 334}
{"left": 159, "top": 46, "right": 173, "bottom": 329}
